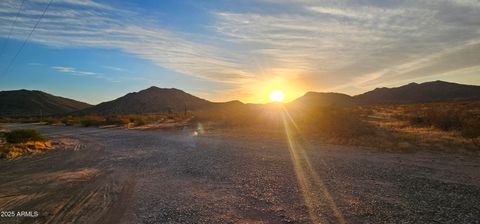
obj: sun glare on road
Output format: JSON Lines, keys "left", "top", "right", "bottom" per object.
{"left": 269, "top": 90, "right": 285, "bottom": 102}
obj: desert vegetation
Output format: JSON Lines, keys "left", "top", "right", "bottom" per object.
{"left": 193, "top": 101, "right": 480, "bottom": 151}
{"left": 0, "top": 112, "right": 193, "bottom": 129}
{"left": 363, "top": 101, "right": 480, "bottom": 151}
{"left": 1, "top": 101, "right": 479, "bottom": 152}
{"left": 4, "top": 129, "right": 45, "bottom": 143}
{"left": 287, "top": 106, "right": 376, "bottom": 138}
{"left": 0, "top": 128, "right": 53, "bottom": 159}
{"left": 405, "top": 102, "right": 480, "bottom": 141}
{"left": 193, "top": 104, "right": 377, "bottom": 146}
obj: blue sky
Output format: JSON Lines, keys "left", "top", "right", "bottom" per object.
{"left": 0, "top": 0, "right": 479, "bottom": 104}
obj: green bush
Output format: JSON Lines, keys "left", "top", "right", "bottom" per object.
{"left": 5, "top": 129, "right": 45, "bottom": 143}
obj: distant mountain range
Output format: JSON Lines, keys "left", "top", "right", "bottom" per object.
{"left": 0, "top": 90, "right": 91, "bottom": 117}
{"left": 291, "top": 80, "right": 480, "bottom": 107}
{"left": 1, "top": 80, "right": 479, "bottom": 117}
{"left": 354, "top": 81, "right": 480, "bottom": 104}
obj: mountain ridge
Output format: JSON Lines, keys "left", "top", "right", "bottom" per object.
{"left": 289, "top": 92, "right": 355, "bottom": 107}
{"left": 0, "top": 89, "right": 91, "bottom": 117}
{"left": 352, "top": 80, "right": 480, "bottom": 104}
{"left": 1, "top": 80, "right": 480, "bottom": 117}
{"left": 76, "top": 86, "right": 216, "bottom": 115}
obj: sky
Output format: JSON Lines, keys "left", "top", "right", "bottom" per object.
{"left": 0, "top": 0, "right": 479, "bottom": 104}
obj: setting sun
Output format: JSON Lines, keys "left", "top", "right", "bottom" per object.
{"left": 269, "top": 90, "right": 285, "bottom": 102}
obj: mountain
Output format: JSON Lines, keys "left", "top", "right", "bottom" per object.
{"left": 289, "top": 92, "right": 355, "bottom": 107}
{"left": 77, "top": 86, "right": 217, "bottom": 115}
{"left": 0, "top": 90, "right": 91, "bottom": 117}
{"left": 287, "top": 81, "right": 480, "bottom": 108}
{"left": 2, "top": 80, "right": 479, "bottom": 117}
{"left": 354, "top": 80, "right": 480, "bottom": 104}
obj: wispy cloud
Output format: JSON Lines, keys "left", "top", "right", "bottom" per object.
{"left": 51, "top": 66, "right": 95, "bottom": 76}
{"left": 103, "top": 66, "right": 127, "bottom": 72}
{"left": 1, "top": 0, "right": 479, "bottom": 100}
{"left": 0, "top": 0, "right": 251, "bottom": 84}
{"left": 52, "top": 66, "right": 75, "bottom": 74}
{"left": 212, "top": 0, "right": 480, "bottom": 92}
{"left": 51, "top": 65, "right": 121, "bottom": 83}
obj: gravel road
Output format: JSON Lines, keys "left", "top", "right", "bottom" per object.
{"left": 0, "top": 123, "right": 479, "bottom": 224}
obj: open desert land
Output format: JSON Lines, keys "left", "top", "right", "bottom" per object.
{"left": 2, "top": 0, "right": 480, "bottom": 223}
{"left": 0, "top": 123, "right": 479, "bottom": 224}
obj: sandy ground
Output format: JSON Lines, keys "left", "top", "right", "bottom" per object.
{"left": 0, "top": 123, "right": 479, "bottom": 224}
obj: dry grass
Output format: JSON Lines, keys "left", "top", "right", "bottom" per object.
{"left": 194, "top": 101, "right": 480, "bottom": 152}
{"left": 363, "top": 101, "right": 480, "bottom": 151}
{"left": 4, "top": 129, "right": 45, "bottom": 143}
{"left": 1, "top": 113, "right": 193, "bottom": 129}
{"left": 0, "top": 128, "right": 54, "bottom": 159}
{"left": 193, "top": 105, "right": 378, "bottom": 148}
{"left": 0, "top": 140, "right": 54, "bottom": 159}
{"left": 1, "top": 101, "right": 478, "bottom": 152}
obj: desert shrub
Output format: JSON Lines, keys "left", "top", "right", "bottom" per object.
{"left": 391, "top": 114, "right": 408, "bottom": 120}
{"left": 126, "top": 114, "right": 162, "bottom": 126}
{"left": 400, "top": 102, "right": 480, "bottom": 146}
{"left": 408, "top": 108, "right": 463, "bottom": 131}
{"left": 80, "top": 116, "right": 106, "bottom": 127}
{"left": 134, "top": 119, "right": 146, "bottom": 126}
{"left": 42, "top": 117, "right": 63, "bottom": 125}
{"left": 325, "top": 112, "right": 376, "bottom": 138}
{"left": 425, "top": 109, "right": 463, "bottom": 131}
{"left": 409, "top": 115, "right": 425, "bottom": 126}
{"left": 61, "top": 117, "right": 80, "bottom": 126}
{"left": 194, "top": 104, "right": 376, "bottom": 139}
{"left": 193, "top": 106, "right": 251, "bottom": 127}
{"left": 5, "top": 129, "right": 45, "bottom": 143}
{"left": 293, "top": 107, "right": 376, "bottom": 138}
{"left": 105, "top": 116, "right": 129, "bottom": 126}
{"left": 461, "top": 118, "right": 480, "bottom": 146}
{"left": 461, "top": 120, "right": 480, "bottom": 138}
{"left": 0, "top": 139, "right": 53, "bottom": 159}
{"left": 0, "top": 118, "right": 11, "bottom": 123}
{"left": 19, "top": 118, "right": 41, "bottom": 123}
{"left": 197, "top": 106, "right": 282, "bottom": 128}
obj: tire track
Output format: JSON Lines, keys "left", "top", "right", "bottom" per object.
{"left": 97, "top": 175, "right": 137, "bottom": 224}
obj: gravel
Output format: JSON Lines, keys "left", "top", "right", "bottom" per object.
{"left": 0, "top": 123, "right": 479, "bottom": 223}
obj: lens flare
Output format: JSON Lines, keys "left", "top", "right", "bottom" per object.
{"left": 281, "top": 107, "right": 346, "bottom": 224}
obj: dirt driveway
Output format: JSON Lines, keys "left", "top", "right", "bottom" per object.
{"left": 0, "top": 124, "right": 479, "bottom": 223}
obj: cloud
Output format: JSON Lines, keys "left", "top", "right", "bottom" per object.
{"left": 77, "top": 71, "right": 96, "bottom": 76}
{"left": 1, "top": 0, "right": 480, "bottom": 100}
{"left": 51, "top": 65, "right": 122, "bottom": 83}
{"left": 30, "top": 0, "right": 110, "bottom": 8}
{"left": 52, "top": 66, "right": 76, "bottom": 74}
{"left": 0, "top": 0, "right": 251, "bottom": 84}
{"left": 103, "top": 66, "right": 127, "bottom": 72}
{"left": 212, "top": 0, "right": 480, "bottom": 92}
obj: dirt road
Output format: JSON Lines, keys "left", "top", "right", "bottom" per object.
{"left": 0, "top": 124, "right": 479, "bottom": 223}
